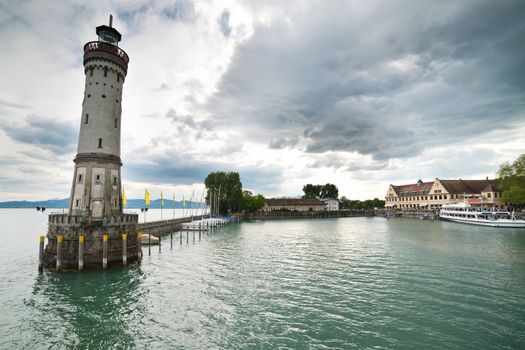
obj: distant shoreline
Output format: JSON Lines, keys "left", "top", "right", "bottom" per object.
{"left": 0, "top": 198, "right": 205, "bottom": 209}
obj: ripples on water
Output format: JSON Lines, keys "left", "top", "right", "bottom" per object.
{"left": 0, "top": 209, "right": 525, "bottom": 349}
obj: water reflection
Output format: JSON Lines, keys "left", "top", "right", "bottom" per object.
{"left": 28, "top": 265, "right": 147, "bottom": 349}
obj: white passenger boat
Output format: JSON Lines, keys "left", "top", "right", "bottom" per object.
{"left": 439, "top": 203, "right": 525, "bottom": 228}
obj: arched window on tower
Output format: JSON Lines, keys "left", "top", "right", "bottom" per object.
{"left": 104, "top": 67, "right": 108, "bottom": 77}
{"left": 98, "top": 138, "right": 102, "bottom": 148}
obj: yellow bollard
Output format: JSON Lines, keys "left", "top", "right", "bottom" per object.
{"left": 102, "top": 234, "right": 108, "bottom": 269}
{"left": 122, "top": 233, "right": 127, "bottom": 265}
{"left": 38, "top": 236, "right": 45, "bottom": 271}
{"left": 56, "top": 235, "right": 63, "bottom": 271}
{"left": 137, "top": 232, "right": 143, "bottom": 261}
{"left": 78, "top": 235, "right": 84, "bottom": 271}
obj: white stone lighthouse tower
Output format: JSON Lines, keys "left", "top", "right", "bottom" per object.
{"left": 69, "top": 15, "right": 129, "bottom": 219}
{"left": 44, "top": 16, "right": 139, "bottom": 270}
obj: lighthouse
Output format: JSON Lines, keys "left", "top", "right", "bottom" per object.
{"left": 43, "top": 16, "right": 140, "bottom": 270}
{"left": 69, "top": 15, "right": 129, "bottom": 219}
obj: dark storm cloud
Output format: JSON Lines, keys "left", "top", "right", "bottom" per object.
{"left": 268, "top": 137, "right": 298, "bottom": 149}
{"left": 126, "top": 152, "right": 283, "bottom": 190}
{"left": 3, "top": 115, "right": 77, "bottom": 154}
{"left": 165, "top": 108, "right": 213, "bottom": 135}
{"left": 207, "top": 0, "right": 525, "bottom": 163}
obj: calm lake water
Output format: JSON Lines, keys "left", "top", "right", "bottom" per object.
{"left": 1, "top": 209, "right": 524, "bottom": 349}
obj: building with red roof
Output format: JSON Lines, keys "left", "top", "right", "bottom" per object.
{"left": 385, "top": 178, "right": 503, "bottom": 210}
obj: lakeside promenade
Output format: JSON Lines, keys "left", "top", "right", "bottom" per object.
{"left": 243, "top": 209, "right": 441, "bottom": 220}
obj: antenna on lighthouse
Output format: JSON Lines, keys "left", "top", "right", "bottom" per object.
{"left": 109, "top": 14, "right": 113, "bottom": 28}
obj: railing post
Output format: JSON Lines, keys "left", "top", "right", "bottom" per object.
{"left": 79, "top": 235, "right": 84, "bottom": 271}
{"left": 102, "top": 234, "right": 108, "bottom": 269}
{"left": 122, "top": 233, "right": 127, "bottom": 265}
{"left": 38, "top": 236, "right": 45, "bottom": 271}
{"left": 56, "top": 235, "right": 63, "bottom": 272}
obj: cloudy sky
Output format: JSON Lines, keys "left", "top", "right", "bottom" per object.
{"left": 1, "top": 0, "right": 524, "bottom": 201}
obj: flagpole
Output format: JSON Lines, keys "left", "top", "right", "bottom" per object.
{"left": 190, "top": 189, "right": 195, "bottom": 222}
{"left": 161, "top": 192, "right": 163, "bottom": 221}
{"left": 208, "top": 190, "right": 212, "bottom": 218}
{"left": 172, "top": 194, "right": 175, "bottom": 220}
{"left": 217, "top": 185, "right": 221, "bottom": 217}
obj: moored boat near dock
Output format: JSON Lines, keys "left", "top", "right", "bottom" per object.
{"left": 440, "top": 203, "right": 525, "bottom": 228}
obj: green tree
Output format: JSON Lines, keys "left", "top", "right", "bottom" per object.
{"left": 302, "top": 184, "right": 322, "bottom": 199}
{"left": 302, "top": 183, "right": 339, "bottom": 199}
{"left": 498, "top": 154, "right": 525, "bottom": 206}
{"left": 241, "top": 191, "right": 266, "bottom": 212}
{"left": 205, "top": 171, "right": 243, "bottom": 214}
{"left": 320, "top": 183, "right": 339, "bottom": 199}
{"left": 339, "top": 196, "right": 384, "bottom": 210}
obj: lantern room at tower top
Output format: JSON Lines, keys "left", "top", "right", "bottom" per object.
{"left": 84, "top": 16, "right": 129, "bottom": 74}
{"left": 96, "top": 14, "right": 122, "bottom": 45}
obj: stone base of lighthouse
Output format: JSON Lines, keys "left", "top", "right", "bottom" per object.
{"left": 43, "top": 213, "right": 140, "bottom": 270}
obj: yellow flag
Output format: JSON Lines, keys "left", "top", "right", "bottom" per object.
{"left": 161, "top": 191, "right": 164, "bottom": 206}
{"left": 182, "top": 195, "right": 186, "bottom": 208}
{"left": 122, "top": 187, "right": 127, "bottom": 206}
{"left": 145, "top": 189, "right": 150, "bottom": 206}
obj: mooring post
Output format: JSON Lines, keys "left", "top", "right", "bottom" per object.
{"left": 122, "top": 233, "right": 127, "bottom": 265}
{"left": 38, "top": 235, "right": 45, "bottom": 271}
{"left": 186, "top": 228, "right": 189, "bottom": 244}
{"left": 137, "top": 231, "right": 143, "bottom": 261}
{"left": 199, "top": 223, "right": 201, "bottom": 239}
{"left": 148, "top": 232, "right": 151, "bottom": 256}
{"left": 170, "top": 233, "right": 173, "bottom": 250}
{"left": 180, "top": 230, "right": 182, "bottom": 245}
{"left": 56, "top": 235, "right": 63, "bottom": 272}
{"left": 159, "top": 235, "right": 162, "bottom": 253}
{"left": 78, "top": 235, "right": 84, "bottom": 271}
{"left": 102, "top": 234, "right": 108, "bottom": 269}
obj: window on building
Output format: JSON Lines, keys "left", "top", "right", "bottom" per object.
{"left": 113, "top": 176, "right": 117, "bottom": 186}
{"left": 117, "top": 74, "right": 120, "bottom": 82}
{"left": 114, "top": 118, "right": 118, "bottom": 128}
{"left": 104, "top": 67, "right": 108, "bottom": 77}
{"left": 98, "top": 138, "right": 102, "bottom": 148}
{"left": 90, "top": 67, "right": 93, "bottom": 76}
{"left": 85, "top": 114, "right": 89, "bottom": 124}
{"left": 488, "top": 193, "right": 491, "bottom": 198}
{"left": 76, "top": 199, "right": 80, "bottom": 208}
{"left": 444, "top": 195, "right": 447, "bottom": 199}
{"left": 96, "top": 174, "right": 101, "bottom": 183}
{"left": 439, "top": 195, "right": 442, "bottom": 200}
{"left": 78, "top": 174, "right": 83, "bottom": 183}
{"left": 102, "top": 94, "right": 106, "bottom": 98}
{"left": 87, "top": 94, "right": 91, "bottom": 98}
